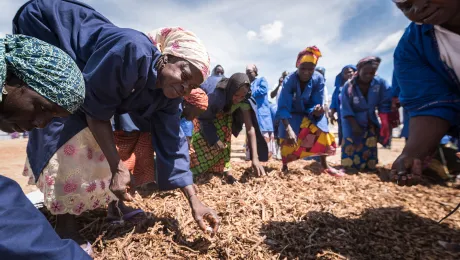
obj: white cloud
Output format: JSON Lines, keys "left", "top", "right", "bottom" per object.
{"left": 247, "top": 20, "right": 284, "bottom": 44}
{"left": 374, "top": 30, "right": 404, "bottom": 53}
{"left": 246, "top": 30, "right": 257, "bottom": 41}
{"left": 1, "top": 0, "right": 409, "bottom": 93}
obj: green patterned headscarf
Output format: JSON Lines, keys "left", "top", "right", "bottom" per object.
{"left": 0, "top": 34, "right": 85, "bottom": 113}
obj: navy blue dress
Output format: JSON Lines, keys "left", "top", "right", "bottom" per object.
{"left": 14, "top": 0, "right": 192, "bottom": 190}
{"left": 0, "top": 176, "right": 90, "bottom": 260}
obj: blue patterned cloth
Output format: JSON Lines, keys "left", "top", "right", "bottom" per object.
{"left": 0, "top": 34, "right": 84, "bottom": 112}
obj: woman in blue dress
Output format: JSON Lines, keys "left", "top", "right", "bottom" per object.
{"left": 246, "top": 64, "right": 275, "bottom": 158}
{"left": 340, "top": 57, "right": 392, "bottom": 172}
{"left": 276, "top": 46, "right": 340, "bottom": 176}
{"left": 329, "top": 65, "right": 357, "bottom": 145}
{"left": 15, "top": 0, "right": 219, "bottom": 249}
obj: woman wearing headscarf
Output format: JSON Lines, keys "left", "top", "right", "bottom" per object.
{"left": 190, "top": 73, "right": 268, "bottom": 183}
{"left": 0, "top": 34, "right": 90, "bottom": 259}
{"left": 340, "top": 57, "right": 392, "bottom": 172}
{"left": 329, "top": 65, "right": 357, "bottom": 145}
{"left": 246, "top": 64, "right": 275, "bottom": 158}
{"left": 113, "top": 87, "right": 209, "bottom": 194}
{"left": 201, "top": 65, "right": 225, "bottom": 94}
{"left": 276, "top": 46, "right": 340, "bottom": 175}
{"left": 15, "top": 0, "right": 219, "bottom": 249}
{"left": 390, "top": 0, "right": 460, "bottom": 189}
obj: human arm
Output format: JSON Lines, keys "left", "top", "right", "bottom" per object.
{"left": 275, "top": 76, "right": 296, "bottom": 144}
{"left": 151, "top": 99, "right": 220, "bottom": 234}
{"left": 81, "top": 41, "right": 152, "bottom": 200}
{"left": 329, "top": 87, "right": 340, "bottom": 124}
{"left": 341, "top": 83, "right": 362, "bottom": 136}
{"left": 242, "top": 108, "right": 266, "bottom": 176}
{"left": 305, "top": 75, "right": 325, "bottom": 118}
{"left": 390, "top": 25, "right": 458, "bottom": 185}
{"left": 197, "top": 91, "right": 225, "bottom": 146}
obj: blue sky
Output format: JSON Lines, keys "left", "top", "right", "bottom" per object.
{"left": 0, "top": 0, "right": 410, "bottom": 98}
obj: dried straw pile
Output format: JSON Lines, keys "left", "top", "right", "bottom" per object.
{"left": 42, "top": 160, "right": 460, "bottom": 259}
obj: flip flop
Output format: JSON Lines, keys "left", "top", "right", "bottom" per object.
{"left": 324, "top": 168, "right": 345, "bottom": 177}
{"left": 82, "top": 241, "right": 93, "bottom": 256}
{"left": 106, "top": 209, "right": 145, "bottom": 224}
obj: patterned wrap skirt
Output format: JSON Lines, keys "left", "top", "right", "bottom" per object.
{"left": 341, "top": 126, "right": 378, "bottom": 171}
{"left": 280, "top": 117, "right": 337, "bottom": 164}
{"left": 190, "top": 113, "right": 232, "bottom": 175}
{"left": 23, "top": 128, "right": 117, "bottom": 215}
{"left": 113, "top": 131, "right": 155, "bottom": 187}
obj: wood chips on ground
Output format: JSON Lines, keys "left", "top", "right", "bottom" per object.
{"left": 42, "top": 160, "right": 460, "bottom": 260}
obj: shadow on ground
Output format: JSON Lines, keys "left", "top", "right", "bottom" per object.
{"left": 260, "top": 207, "right": 460, "bottom": 259}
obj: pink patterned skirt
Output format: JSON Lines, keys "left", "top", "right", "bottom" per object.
{"left": 23, "top": 127, "right": 117, "bottom": 215}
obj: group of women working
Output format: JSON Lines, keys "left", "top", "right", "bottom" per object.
{"left": 1, "top": 0, "right": 460, "bottom": 258}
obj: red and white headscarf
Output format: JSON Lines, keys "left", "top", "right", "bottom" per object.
{"left": 147, "top": 27, "right": 211, "bottom": 83}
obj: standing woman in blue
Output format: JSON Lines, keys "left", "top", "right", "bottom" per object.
{"left": 276, "top": 46, "right": 340, "bottom": 176}
{"left": 14, "top": 0, "right": 219, "bottom": 248}
{"left": 201, "top": 65, "right": 225, "bottom": 94}
{"left": 329, "top": 65, "right": 356, "bottom": 146}
{"left": 340, "top": 57, "right": 392, "bottom": 172}
{"left": 390, "top": 0, "right": 460, "bottom": 187}
{"left": 246, "top": 64, "right": 275, "bottom": 158}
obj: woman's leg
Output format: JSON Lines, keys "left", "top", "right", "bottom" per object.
{"left": 55, "top": 214, "right": 85, "bottom": 246}
{"left": 320, "top": 155, "right": 345, "bottom": 177}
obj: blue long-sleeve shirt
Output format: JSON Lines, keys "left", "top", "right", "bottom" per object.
{"left": 250, "top": 77, "right": 274, "bottom": 132}
{"left": 0, "top": 176, "right": 91, "bottom": 260}
{"left": 275, "top": 71, "right": 329, "bottom": 138}
{"left": 394, "top": 23, "right": 460, "bottom": 131}
{"left": 340, "top": 76, "right": 392, "bottom": 142}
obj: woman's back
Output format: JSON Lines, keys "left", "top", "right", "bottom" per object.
{"left": 13, "top": 0, "right": 155, "bottom": 71}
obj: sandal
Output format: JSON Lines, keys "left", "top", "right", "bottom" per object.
{"left": 324, "top": 168, "right": 345, "bottom": 177}
{"left": 81, "top": 241, "right": 93, "bottom": 256}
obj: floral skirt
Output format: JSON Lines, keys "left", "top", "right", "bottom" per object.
{"left": 190, "top": 113, "right": 232, "bottom": 175}
{"left": 23, "top": 127, "right": 117, "bottom": 215}
{"left": 114, "top": 131, "right": 155, "bottom": 187}
{"left": 280, "top": 117, "right": 337, "bottom": 165}
{"left": 341, "top": 127, "right": 378, "bottom": 170}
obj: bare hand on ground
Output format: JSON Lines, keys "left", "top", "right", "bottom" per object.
{"left": 252, "top": 160, "right": 266, "bottom": 176}
{"left": 390, "top": 154, "right": 422, "bottom": 186}
{"left": 191, "top": 199, "right": 220, "bottom": 237}
{"left": 109, "top": 161, "right": 133, "bottom": 202}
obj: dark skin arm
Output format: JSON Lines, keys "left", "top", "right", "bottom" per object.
{"left": 242, "top": 109, "right": 266, "bottom": 176}
{"left": 344, "top": 116, "right": 363, "bottom": 136}
{"left": 270, "top": 84, "right": 281, "bottom": 99}
{"left": 181, "top": 185, "right": 220, "bottom": 236}
{"left": 282, "top": 119, "right": 297, "bottom": 145}
{"left": 391, "top": 116, "right": 450, "bottom": 186}
{"left": 329, "top": 108, "right": 337, "bottom": 124}
{"left": 86, "top": 115, "right": 132, "bottom": 201}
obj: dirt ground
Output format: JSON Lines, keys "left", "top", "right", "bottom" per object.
{"left": 1, "top": 135, "right": 459, "bottom": 259}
